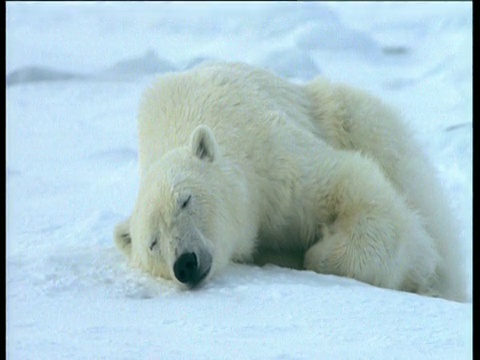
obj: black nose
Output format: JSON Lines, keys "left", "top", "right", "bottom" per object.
{"left": 173, "top": 252, "right": 200, "bottom": 285}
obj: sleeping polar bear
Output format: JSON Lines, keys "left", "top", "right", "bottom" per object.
{"left": 114, "top": 62, "right": 466, "bottom": 302}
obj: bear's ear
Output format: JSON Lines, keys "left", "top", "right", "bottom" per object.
{"left": 114, "top": 217, "right": 132, "bottom": 258}
{"left": 190, "top": 125, "right": 218, "bottom": 162}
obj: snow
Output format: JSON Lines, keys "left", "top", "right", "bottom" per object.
{"left": 6, "top": 2, "right": 472, "bottom": 359}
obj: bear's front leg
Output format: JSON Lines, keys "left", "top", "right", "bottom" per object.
{"left": 304, "top": 152, "right": 438, "bottom": 294}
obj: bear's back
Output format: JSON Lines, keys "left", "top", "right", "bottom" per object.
{"left": 137, "top": 62, "right": 315, "bottom": 176}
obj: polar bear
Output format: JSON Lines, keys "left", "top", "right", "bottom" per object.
{"left": 114, "top": 62, "right": 466, "bottom": 301}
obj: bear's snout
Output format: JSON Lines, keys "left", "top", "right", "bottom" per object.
{"left": 173, "top": 251, "right": 212, "bottom": 288}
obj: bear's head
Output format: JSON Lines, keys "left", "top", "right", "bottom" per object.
{"left": 114, "top": 125, "right": 253, "bottom": 288}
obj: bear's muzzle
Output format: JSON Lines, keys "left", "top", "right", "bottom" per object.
{"left": 173, "top": 251, "right": 212, "bottom": 288}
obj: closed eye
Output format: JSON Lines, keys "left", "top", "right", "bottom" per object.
{"left": 181, "top": 195, "right": 192, "bottom": 209}
{"left": 149, "top": 239, "right": 158, "bottom": 251}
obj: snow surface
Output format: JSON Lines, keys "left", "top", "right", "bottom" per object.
{"left": 6, "top": 2, "right": 472, "bottom": 359}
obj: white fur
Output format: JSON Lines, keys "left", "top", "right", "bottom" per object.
{"left": 115, "top": 62, "right": 466, "bottom": 301}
